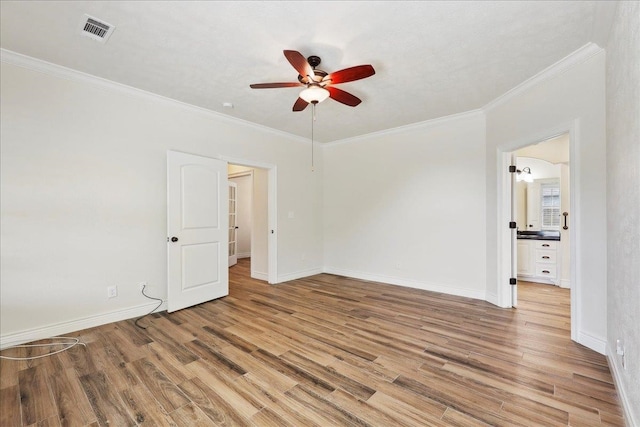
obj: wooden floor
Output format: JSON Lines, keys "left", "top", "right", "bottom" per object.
{"left": 0, "top": 259, "right": 624, "bottom": 426}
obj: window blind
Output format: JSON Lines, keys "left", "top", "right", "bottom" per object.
{"left": 541, "top": 184, "right": 560, "bottom": 228}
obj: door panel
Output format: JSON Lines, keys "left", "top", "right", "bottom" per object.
{"left": 182, "top": 242, "right": 220, "bottom": 290}
{"left": 167, "top": 151, "right": 228, "bottom": 312}
{"left": 181, "top": 166, "right": 220, "bottom": 228}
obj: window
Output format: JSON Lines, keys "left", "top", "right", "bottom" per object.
{"left": 541, "top": 183, "right": 560, "bottom": 229}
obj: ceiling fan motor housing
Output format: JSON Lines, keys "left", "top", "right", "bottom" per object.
{"left": 298, "top": 68, "right": 327, "bottom": 84}
{"left": 307, "top": 55, "right": 322, "bottom": 68}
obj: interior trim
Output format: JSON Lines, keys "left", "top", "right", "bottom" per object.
{"left": 0, "top": 48, "right": 308, "bottom": 145}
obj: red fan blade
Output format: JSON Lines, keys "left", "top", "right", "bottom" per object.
{"left": 250, "top": 82, "right": 303, "bottom": 89}
{"left": 324, "top": 65, "right": 375, "bottom": 85}
{"left": 327, "top": 86, "right": 362, "bottom": 107}
{"left": 293, "top": 97, "right": 309, "bottom": 111}
{"left": 284, "top": 50, "right": 314, "bottom": 79}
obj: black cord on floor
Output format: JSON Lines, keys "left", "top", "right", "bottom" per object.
{"left": 134, "top": 285, "right": 163, "bottom": 329}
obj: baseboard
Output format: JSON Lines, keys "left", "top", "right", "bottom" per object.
{"left": 251, "top": 270, "right": 269, "bottom": 281}
{"left": 276, "top": 268, "right": 323, "bottom": 283}
{"left": 577, "top": 330, "right": 607, "bottom": 355}
{"left": 323, "top": 267, "right": 486, "bottom": 301}
{"left": 559, "top": 279, "right": 571, "bottom": 289}
{"left": 0, "top": 300, "right": 167, "bottom": 350}
{"left": 607, "top": 343, "right": 639, "bottom": 427}
{"left": 237, "top": 252, "right": 251, "bottom": 259}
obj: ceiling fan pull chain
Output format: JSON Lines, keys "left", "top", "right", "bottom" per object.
{"left": 311, "top": 103, "right": 315, "bottom": 172}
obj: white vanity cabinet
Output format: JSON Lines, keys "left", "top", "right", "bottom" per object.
{"left": 517, "top": 239, "right": 558, "bottom": 284}
{"left": 517, "top": 240, "right": 534, "bottom": 276}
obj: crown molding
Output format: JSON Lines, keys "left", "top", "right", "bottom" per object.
{"left": 2, "top": 42, "right": 604, "bottom": 147}
{"left": 323, "top": 109, "right": 485, "bottom": 147}
{"left": 0, "top": 48, "right": 309, "bottom": 145}
{"left": 483, "top": 42, "right": 604, "bottom": 113}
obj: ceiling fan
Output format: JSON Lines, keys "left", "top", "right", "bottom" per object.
{"left": 250, "top": 50, "right": 375, "bottom": 111}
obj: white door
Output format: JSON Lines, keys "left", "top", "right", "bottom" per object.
{"left": 167, "top": 151, "right": 228, "bottom": 313}
{"left": 228, "top": 181, "right": 238, "bottom": 267}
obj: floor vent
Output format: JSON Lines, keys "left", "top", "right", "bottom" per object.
{"left": 79, "top": 14, "right": 115, "bottom": 43}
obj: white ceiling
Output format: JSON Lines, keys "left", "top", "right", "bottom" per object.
{"left": 0, "top": 1, "right": 617, "bottom": 143}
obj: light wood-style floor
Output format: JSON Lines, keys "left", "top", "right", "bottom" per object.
{"left": 0, "top": 259, "right": 624, "bottom": 426}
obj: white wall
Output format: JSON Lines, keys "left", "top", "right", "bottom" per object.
{"left": 485, "top": 49, "right": 608, "bottom": 352}
{"left": 0, "top": 57, "right": 323, "bottom": 345}
{"left": 323, "top": 112, "right": 487, "bottom": 299}
{"left": 605, "top": 1, "right": 640, "bottom": 424}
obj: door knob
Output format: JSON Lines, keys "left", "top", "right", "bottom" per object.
{"left": 170, "top": 236, "right": 179, "bottom": 242}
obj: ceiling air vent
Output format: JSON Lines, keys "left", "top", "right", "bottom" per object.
{"left": 79, "top": 14, "right": 115, "bottom": 43}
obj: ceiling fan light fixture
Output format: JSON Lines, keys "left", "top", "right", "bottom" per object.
{"left": 299, "top": 86, "right": 330, "bottom": 104}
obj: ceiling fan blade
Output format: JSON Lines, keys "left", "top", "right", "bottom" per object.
{"left": 284, "top": 50, "right": 315, "bottom": 79}
{"left": 327, "top": 86, "right": 362, "bottom": 107}
{"left": 324, "top": 65, "right": 375, "bottom": 85}
{"left": 293, "top": 97, "right": 309, "bottom": 112}
{"left": 250, "top": 82, "right": 302, "bottom": 89}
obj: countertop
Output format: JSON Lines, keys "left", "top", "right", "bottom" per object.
{"left": 517, "top": 230, "right": 561, "bottom": 241}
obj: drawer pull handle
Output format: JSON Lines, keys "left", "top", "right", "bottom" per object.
{"left": 542, "top": 244, "right": 550, "bottom": 247}
{"left": 542, "top": 270, "right": 550, "bottom": 274}
{"left": 542, "top": 256, "right": 550, "bottom": 259}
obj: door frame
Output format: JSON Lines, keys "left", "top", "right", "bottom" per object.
{"left": 220, "top": 155, "right": 277, "bottom": 284}
{"left": 496, "top": 119, "right": 579, "bottom": 342}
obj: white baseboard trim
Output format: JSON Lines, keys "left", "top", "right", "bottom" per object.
{"left": 0, "top": 300, "right": 167, "bottom": 350}
{"left": 276, "top": 268, "right": 323, "bottom": 283}
{"left": 237, "top": 252, "right": 251, "bottom": 259}
{"left": 607, "top": 343, "right": 639, "bottom": 427}
{"left": 577, "top": 330, "right": 607, "bottom": 355}
{"left": 323, "top": 267, "right": 486, "bottom": 301}
{"left": 559, "top": 279, "right": 571, "bottom": 289}
{"left": 251, "top": 270, "right": 269, "bottom": 281}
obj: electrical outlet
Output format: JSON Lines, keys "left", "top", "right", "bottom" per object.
{"left": 107, "top": 285, "right": 118, "bottom": 299}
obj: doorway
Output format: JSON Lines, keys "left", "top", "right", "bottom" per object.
{"left": 224, "top": 158, "right": 277, "bottom": 284}
{"left": 229, "top": 172, "right": 252, "bottom": 264}
{"left": 499, "top": 126, "right": 579, "bottom": 342}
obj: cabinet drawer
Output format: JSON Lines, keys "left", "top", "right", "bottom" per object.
{"left": 535, "top": 240, "right": 557, "bottom": 250}
{"left": 535, "top": 265, "right": 556, "bottom": 278}
{"left": 535, "top": 250, "right": 556, "bottom": 264}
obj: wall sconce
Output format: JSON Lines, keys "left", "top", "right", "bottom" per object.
{"left": 517, "top": 167, "right": 533, "bottom": 182}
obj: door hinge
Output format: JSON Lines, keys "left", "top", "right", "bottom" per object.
{"left": 510, "top": 277, "right": 517, "bottom": 285}
{"left": 508, "top": 165, "right": 517, "bottom": 173}
{"left": 509, "top": 221, "right": 517, "bottom": 229}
